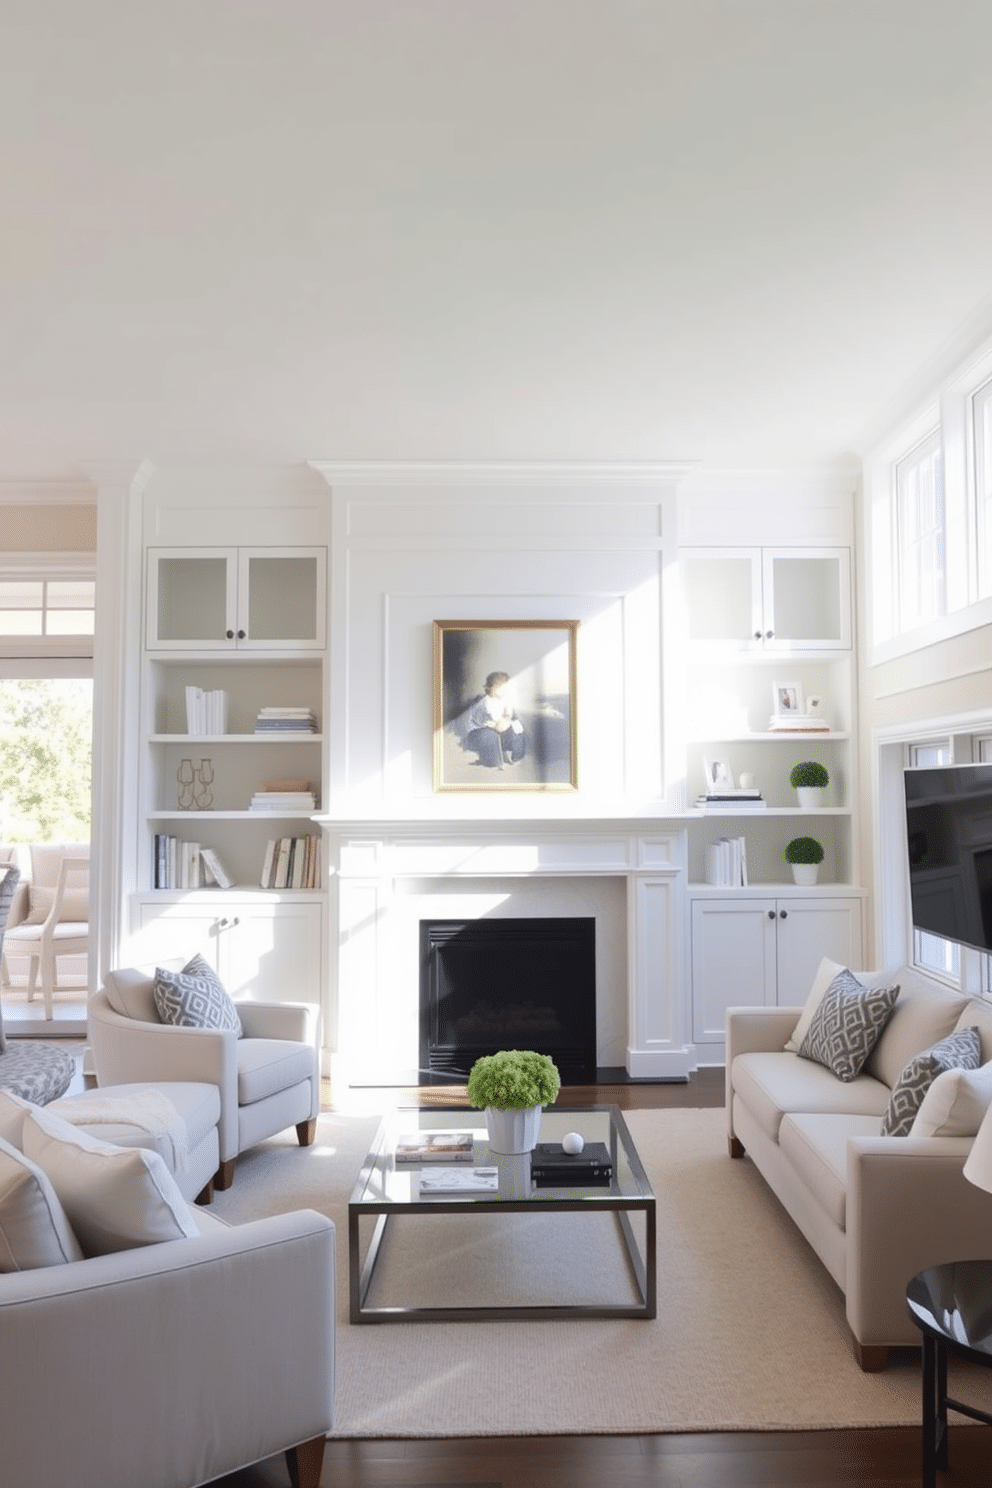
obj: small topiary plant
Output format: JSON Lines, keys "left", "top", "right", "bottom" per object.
{"left": 789, "top": 760, "right": 829, "bottom": 789}
{"left": 785, "top": 836, "right": 825, "bottom": 865}
{"left": 466, "top": 1049, "right": 561, "bottom": 1110}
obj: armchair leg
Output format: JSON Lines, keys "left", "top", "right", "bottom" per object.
{"left": 729, "top": 1136, "right": 745, "bottom": 1158}
{"left": 285, "top": 1433, "right": 326, "bottom": 1488}
{"left": 852, "top": 1336, "right": 889, "bottom": 1372}
{"left": 296, "top": 1117, "right": 318, "bottom": 1147}
{"left": 215, "top": 1159, "right": 236, "bottom": 1190}
{"left": 193, "top": 1178, "right": 215, "bottom": 1205}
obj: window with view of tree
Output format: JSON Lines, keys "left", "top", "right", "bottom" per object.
{"left": 0, "top": 679, "right": 92, "bottom": 842}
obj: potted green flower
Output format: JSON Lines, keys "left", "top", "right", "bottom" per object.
{"left": 789, "top": 760, "right": 829, "bottom": 809}
{"left": 467, "top": 1049, "right": 561, "bottom": 1154}
{"left": 785, "top": 835, "right": 825, "bottom": 886}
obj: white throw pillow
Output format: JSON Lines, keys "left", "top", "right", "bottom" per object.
{"left": 21, "top": 1104, "right": 198, "bottom": 1257}
{"left": 911, "top": 1062, "right": 992, "bottom": 1138}
{"left": 0, "top": 1088, "right": 33, "bottom": 1148}
{"left": 0, "top": 1135, "right": 84, "bottom": 1271}
{"left": 784, "top": 957, "right": 846, "bottom": 1052}
{"left": 24, "top": 883, "right": 89, "bottom": 924}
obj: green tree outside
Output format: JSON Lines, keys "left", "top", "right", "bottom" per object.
{"left": 0, "top": 679, "right": 92, "bottom": 842}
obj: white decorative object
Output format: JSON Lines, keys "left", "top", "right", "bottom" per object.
{"left": 562, "top": 1131, "right": 585, "bottom": 1154}
{"left": 791, "top": 864, "right": 819, "bottom": 886}
{"left": 484, "top": 1104, "right": 543, "bottom": 1155}
{"left": 738, "top": 772, "right": 755, "bottom": 790}
{"left": 796, "top": 787, "right": 825, "bottom": 809}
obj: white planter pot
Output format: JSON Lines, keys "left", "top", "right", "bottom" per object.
{"left": 796, "top": 787, "right": 825, "bottom": 809}
{"left": 484, "top": 1104, "right": 543, "bottom": 1155}
{"left": 790, "top": 863, "right": 820, "bottom": 886}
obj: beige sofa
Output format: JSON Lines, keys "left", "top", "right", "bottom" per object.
{"left": 726, "top": 963, "right": 992, "bottom": 1371}
{"left": 0, "top": 1089, "right": 334, "bottom": 1488}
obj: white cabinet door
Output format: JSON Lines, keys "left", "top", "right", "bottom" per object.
{"left": 774, "top": 897, "right": 863, "bottom": 1004}
{"left": 691, "top": 898, "right": 777, "bottom": 1043}
{"left": 147, "top": 548, "right": 325, "bottom": 651}
{"left": 682, "top": 547, "right": 851, "bottom": 652}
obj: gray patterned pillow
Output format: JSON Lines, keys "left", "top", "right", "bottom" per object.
{"left": 798, "top": 969, "right": 900, "bottom": 1082}
{"left": 153, "top": 953, "right": 243, "bottom": 1037}
{"left": 881, "top": 1026, "right": 982, "bottom": 1137}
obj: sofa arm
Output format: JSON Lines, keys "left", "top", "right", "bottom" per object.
{"left": 725, "top": 1007, "right": 803, "bottom": 1141}
{"left": 238, "top": 999, "right": 321, "bottom": 1046}
{"left": 845, "top": 1134, "right": 992, "bottom": 1352}
{"left": 0, "top": 1210, "right": 335, "bottom": 1488}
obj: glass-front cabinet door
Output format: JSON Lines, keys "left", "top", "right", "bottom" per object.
{"left": 147, "top": 548, "right": 325, "bottom": 650}
{"left": 682, "top": 547, "right": 850, "bottom": 651}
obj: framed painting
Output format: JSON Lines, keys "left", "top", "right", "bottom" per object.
{"left": 433, "top": 619, "right": 579, "bottom": 792}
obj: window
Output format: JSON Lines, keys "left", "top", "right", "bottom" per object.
{"left": 895, "top": 433, "right": 945, "bottom": 633}
{"left": 973, "top": 378, "right": 992, "bottom": 600}
{"left": 907, "top": 741, "right": 960, "bottom": 982}
{"left": 0, "top": 578, "right": 95, "bottom": 637}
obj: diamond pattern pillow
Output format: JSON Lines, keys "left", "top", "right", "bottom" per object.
{"left": 797, "top": 969, "right": 900, "bottom": 1082}
{"left": 881, "top": 1026, "right": 983, "bottom": 1137}
{"left": 153, "top": 953, "right": 243, "bottom": 1036}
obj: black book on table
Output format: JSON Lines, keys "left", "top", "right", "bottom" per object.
{"left": 530, "top": 1141, "right": 613, "bottom": 1186}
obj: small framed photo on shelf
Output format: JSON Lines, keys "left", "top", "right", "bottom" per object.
{"left": 771, "top": 680, "right": 804, "bottom": 718}
{"left": 703, "top": 756, "right": 735, "bottom": 793}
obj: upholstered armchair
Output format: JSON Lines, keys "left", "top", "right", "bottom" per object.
{"left": 0, "top": 843, "right": 90, "bottom": 1018}
{"left": 87, "top": 967, "right": 322, "bottom": 1188}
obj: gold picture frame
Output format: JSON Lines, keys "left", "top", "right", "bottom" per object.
{"left": 433, "top": 619, "right": 579, "bottom": 793}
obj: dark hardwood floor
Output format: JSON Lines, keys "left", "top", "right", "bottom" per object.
{"left": 222, "top": 1067, "right": 989, "bottom": 1488}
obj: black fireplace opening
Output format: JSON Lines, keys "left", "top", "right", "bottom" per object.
{"left": 419, "top": 917, "right": 597, "bottom": 1084}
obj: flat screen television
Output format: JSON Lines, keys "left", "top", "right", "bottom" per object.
{"left": 904, "top": 763, "right": 992, "bottom": 955}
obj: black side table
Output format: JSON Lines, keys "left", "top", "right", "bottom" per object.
{"left": 906, "top": 1260, "right": 992, "bottom": 1488}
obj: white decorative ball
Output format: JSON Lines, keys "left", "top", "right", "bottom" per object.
{"left": 562, "top": 1131, "right": 585, "bottom": 1154}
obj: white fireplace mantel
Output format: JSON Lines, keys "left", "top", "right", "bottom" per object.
{"left": 317, "top": 815, "right": 693, "bottom": 1085}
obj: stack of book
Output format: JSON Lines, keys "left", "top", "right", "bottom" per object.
{"left": 767, "top": 713, "right": 830, "bottom": 733}
{"left": 253, "top": 706, "right": 318, "bottom": 734}
{"left": 153, "top": 837, "right": 234, "bottom": 889}
{"left": 394, "top": 1131, "right": 475, "bottom": 1164}
{"left": 184, "top": 686, "right": 227, "bottom": 735}
{"left": 249, "top": 779, "right": 318, "bottom": 812}
{"left": 704, "top": 835, "right": 749, "bottom": 886}
{"left": 260, "top": 835, "right": 321, "bottom": 889}
{"left": 530, "top": 1141, "right": 613, "bottom": 1188}
{"left": 694, "top": 788, "right": 766, "bottom": 809}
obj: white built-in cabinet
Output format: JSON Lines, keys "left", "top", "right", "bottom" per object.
{"left": 690, "top": 892, "right": 865, "bottom": 1047}
{"left": 682, "top": 547, "right": 851, "bottom": 651}
{"left": 131, "top": 543, "right": 328, "bottom": 1005}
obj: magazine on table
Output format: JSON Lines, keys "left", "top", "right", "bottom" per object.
{"left": 418, "top": 1166, "right": 499, "bottom": 1193}
{"left": 395, "top": 1131, "right": 476, "bottom": 1163}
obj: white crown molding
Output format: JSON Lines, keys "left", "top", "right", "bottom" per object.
{"left": 309, "top": 459, "right": 698, "bottom": 488}
{"left": 0, "top": 477, "right": 97, "bottom": 505}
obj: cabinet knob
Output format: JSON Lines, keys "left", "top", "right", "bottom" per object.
{"left": 765, "top": 629, "right": 774, "bottom": 639}
{"left": 780, "top": 910, "right": 787, "bottom": 919}
{"left": 225, "top": 629, "right": 234, "bottom": 639}
{"left": 237, "top": 629, "right": 246, "bottom": 640}
{"left": 768, "top": 910, "right": 775, "bottom": 920}
{"left": 754, "top": 630, "right": 762, "bottom": 640}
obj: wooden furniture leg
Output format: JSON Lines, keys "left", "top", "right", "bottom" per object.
{"left": 285, "top": 1433, "right": 326, "bottom": 1488}
{"left": 297, "top": 1117, "right": 318, "bottom": 1146}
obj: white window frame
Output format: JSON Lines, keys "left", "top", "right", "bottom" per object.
{"left": 0, "top": 554, "right": 95, "bottom": 661}
{"left": 894, "top": 432, "right": 945, "bottom": 634}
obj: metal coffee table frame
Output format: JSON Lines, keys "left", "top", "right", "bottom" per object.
{"left": 348, "top": 1103, "right": 656, "bottom": 1324}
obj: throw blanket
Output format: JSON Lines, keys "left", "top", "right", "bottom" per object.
{"left": 57, "top": 1089, "right": 189, "bottom": 1170}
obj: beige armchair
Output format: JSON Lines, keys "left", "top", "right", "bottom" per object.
{"left": 0, "top": 843, "right": 90, "bottom": 1018}
{"left": 88, "top": 967, "right": 322, "bottom": 1189}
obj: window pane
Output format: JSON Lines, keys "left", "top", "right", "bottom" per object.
{"left": 896, "top": 436, "right": 945, "bottom": 631}
{"left": 47, "top": 581, "right": 95, "bottom": 609}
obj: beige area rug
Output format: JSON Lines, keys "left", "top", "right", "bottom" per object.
{"left": 210, "top": 1106, "right": 985, "bottom": 1437}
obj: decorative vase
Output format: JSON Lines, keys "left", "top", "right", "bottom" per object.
{"left": 484, "top": 1104, "right": 543, "bottom": 1155}
{"left": 791, "top": 863, "right": 819, "bottom": 886}
{"left": 796, "top": 787, "right": 825, "bottom": 809}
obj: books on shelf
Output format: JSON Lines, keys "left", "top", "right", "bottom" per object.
{"left": 768, "top": 714, "right": 831, "bottom": 733}
{"left": 153, "top": 835, "right": 223, "bottom": 889}
{"left": 704, "top": 835, "right": 749, "bottom": 887}
{"left": 253, "top": 706, "right": 318, "bottom": 734}
{"left": 199, "top": 846, "right": 233, "bottom": 889}
{"left": 694, "top": 792, "right": 766, "bottom": 809}
{"left": 418, "top": 1167, "right": 499, "bottom": 1193}
{"left": 184, "top": 685, "right": 228, "bottom": 735}
{"left": 249, "top": 780, "right": 317, "bottom": 811}
{"left": 260, "top": 835, "right": 321, "bottom": 889}
{"left": 395, "top": 1131, "right": 476, "bottom": 1164}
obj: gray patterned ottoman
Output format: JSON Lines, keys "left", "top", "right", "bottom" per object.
{"left": 0, "top": 1041, "right": 76, "bottom": 1104}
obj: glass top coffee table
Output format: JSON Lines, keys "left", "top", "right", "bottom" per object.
{"left": 348, "top": 1103, "right": 656, "bottom": 1323}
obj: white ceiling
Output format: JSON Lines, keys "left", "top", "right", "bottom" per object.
{"left": 3, "top": 2, "right": 992, "bottom": 483}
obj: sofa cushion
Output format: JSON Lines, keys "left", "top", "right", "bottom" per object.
{"left": 0, "top": 1088, "right": 32, "bottom": 1148}
{"left": 784, "top": 956, "right": 845, "bottom": 1053}
{"left": 881, "top": 1026, "right": 983, "bottom": 1137}
{"left": 236, "top": 1039, "right": 315, "bottom": 1106}
{"left": 21, "top": 1104, "right": 198, "bottom": 1257}
{"left": 153, "top": 954, "right": 243, "bottom": 1036}
{"left": 798, "top": 971, "right": 900, "bottom": 1082}
{"left": 953, "top": 1000, "right": 992, "bottom": 1064}
{"left": 731, "top": 1051, "right": 890, "bottom": 1144}
{"left": 24, "top": 883, "right": 89, "bottom": 924}
{"left": 864, "top": 970, "right": 970, "bottom": 1089}
{"left": 911, "top": 1061, "right": 992, "bottom": 1138}
{"left": 104, "top": 968, "right": 161, "bottom": 1023}
{"left": 0, "top": 1135, "right": 84, "bottom": 1270}
{"left": 51, "top": 1081, "right": 221, "bottom": 1166}
{"left": 778, "top": 1113, "right": 882, "bottom": 1231}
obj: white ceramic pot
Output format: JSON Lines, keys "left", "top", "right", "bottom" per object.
{"left": 790, "top": 863, "right": 819, "bottom": 886}
{"left": 796, "top": 787, "right": 825, "bottom": 809}
{"left": 484, "top": 1104, "right": 543, "bottom": 1154}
